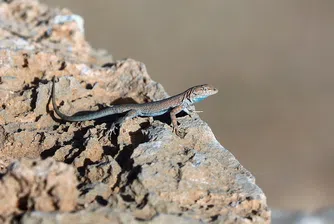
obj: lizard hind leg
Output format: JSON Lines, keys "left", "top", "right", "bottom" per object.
{"left": 110, "top": 109, "right": 139, "bottom": 135}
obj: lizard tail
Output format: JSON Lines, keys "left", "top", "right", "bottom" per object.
{"left": 52, "top": 77, "right": 97, "bottom": 121}
{"left": 52, "top": 77, "right": 129, "bottom": 122}
{"left": 52, "top": 76, "right": 78, "bottom": 121}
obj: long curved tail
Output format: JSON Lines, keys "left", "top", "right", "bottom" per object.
{"left": 52, "top": 77, "right": 129, "bottom": 121}
{"left": 52, "top": 77, "right": 82, "bottom": 121}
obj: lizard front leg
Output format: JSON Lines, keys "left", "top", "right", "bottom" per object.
{"left": 170, "top": 105, "right": 184, "bottom": 135}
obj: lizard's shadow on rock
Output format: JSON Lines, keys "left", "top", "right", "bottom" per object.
{"left": 115, "top": 127, "right": 148, "bottom": 171}
{"left": 112, "top": 127, "right": 148, "bottom": 192}
{"left": 153, "top": 110, "right": 189, "bottom": 126}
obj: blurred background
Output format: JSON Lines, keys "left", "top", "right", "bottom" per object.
{"left": 44, "top": 0, "right": 334, "bottom": 211}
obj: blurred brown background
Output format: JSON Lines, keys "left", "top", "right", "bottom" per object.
{"left": 44, "top": 0, "right": 334, "bottom": 211}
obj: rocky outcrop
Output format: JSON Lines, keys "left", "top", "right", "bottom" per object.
{"left": 0, "top": 0, "right": 270, "bottom": 223}
{"left": 0, "top": 158, "right": 78, "bottom": 218}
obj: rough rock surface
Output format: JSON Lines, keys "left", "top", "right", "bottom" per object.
{"left": 0, "top": 158, "right": 78, "bottom": 220}
{"left": 0, "top": 0, "right": 271, "bottom": 223}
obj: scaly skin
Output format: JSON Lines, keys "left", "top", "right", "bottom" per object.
{"left": 52, "top": 77, "right": 218, "bottom": 134}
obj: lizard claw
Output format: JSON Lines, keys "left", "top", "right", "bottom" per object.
{"left": 110, "top": 123, "right": 119, "bottom": 135}
{"left": 107, "top": 123, "right": 120, "bottom": 140}
{"left": 192, "top": 110, "right": 203, "bottom": 113}
{"left": 173, "top": 126, "right": 184, "bottom": 138}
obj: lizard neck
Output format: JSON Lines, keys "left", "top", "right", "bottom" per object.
{"left": 183, "top": 88, "right": 208, "bottom": 105}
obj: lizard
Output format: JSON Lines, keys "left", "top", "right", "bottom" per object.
{"left": 52, "top": 77, "right": 218, "bottom": 135}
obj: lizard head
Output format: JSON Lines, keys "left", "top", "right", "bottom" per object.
{"left": 188, "top": 84, "right": 218, "bottom": 104}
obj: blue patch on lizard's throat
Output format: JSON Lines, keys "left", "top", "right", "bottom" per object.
{"left": 193, "top": 96, "right": 208, "bottom": 103}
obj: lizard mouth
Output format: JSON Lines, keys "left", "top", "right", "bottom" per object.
{"left": 207, "top": 87, "right": 218, "bottom": 96}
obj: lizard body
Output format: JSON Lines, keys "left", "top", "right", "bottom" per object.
{"left": 52, "top": 78, "right": 218, "bottom": 133}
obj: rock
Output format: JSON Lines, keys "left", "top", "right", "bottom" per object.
{"left": 0, "top": 0, "right": 270, "bottom": 223}
{"left": 0, "top": 158, "right": 78, "bottom": 220}
{"left": 78, "top": 155, "right": 122, "bottom": 205}
{"left": 20, "top": 208, "right": 203, "bottom": 224}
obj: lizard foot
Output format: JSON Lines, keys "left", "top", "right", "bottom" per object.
{"left": 173, "top": 127, "right": 186, "bottom": 138}
{"left": 108, "top": 123, "right": 119, "bottom": 137}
